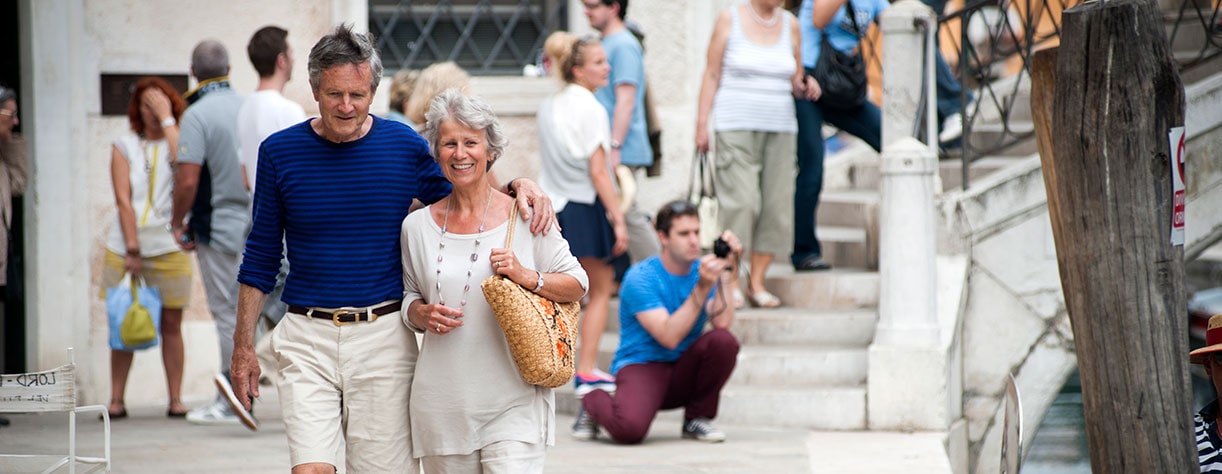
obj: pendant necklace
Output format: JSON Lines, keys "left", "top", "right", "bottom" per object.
{"left": 436, "top": 187, "right": 494, "bottom": 309}
{"left": 748, "top": 4, "right": 780, "bottom": 28}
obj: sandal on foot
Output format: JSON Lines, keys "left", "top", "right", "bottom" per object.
{"left": 748, "top": 291, "right": 782, "bottom": 308}
{"left": 732, "top": 288, "right": 746, "bottom": 309}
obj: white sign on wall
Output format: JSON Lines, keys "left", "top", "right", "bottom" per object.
{"left": 1169, "top": 126, "right": 1186, "bottom": 246}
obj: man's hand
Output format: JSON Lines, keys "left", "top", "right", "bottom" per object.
{"left": 508, "top": 179, "right": 557, "bottom": 235}
{"left": 171, "top": 226, "right": 196, "bottom": 251}
{"left": 717, "top": 230, "right": 744, "bottom": 261}
{"left": 696, "top": 254, "right": 730, "bottom": 289}
{"left": 230, "top": 345, "right": 261, "bottom": 411}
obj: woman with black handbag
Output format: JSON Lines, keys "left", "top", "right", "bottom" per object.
{"left": 791, "top": 0, "right": 886, "bottom": 272}
{"left": 695, "top": 0, "right": 817, "bottom": 308}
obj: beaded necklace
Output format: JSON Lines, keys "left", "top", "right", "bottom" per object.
{"left": 436, "top": 188, "right": 494, "bottom": 309}
{"left": 748, "top": 3, "right": 780, "bottom": 28}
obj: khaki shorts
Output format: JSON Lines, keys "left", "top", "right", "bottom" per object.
{"left": 99, "top": 250, "right": 193, "bottom": 309}
{"left": 272, "top": 303, "right": 417, "bottom": 472}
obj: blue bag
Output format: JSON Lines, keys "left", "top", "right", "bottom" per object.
{"left": 106, "top": 273, "right": 162, "bottom": 351}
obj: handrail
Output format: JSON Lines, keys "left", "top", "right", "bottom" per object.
{"left": 924, "top": 0, "right": 1222, "bottom": 188}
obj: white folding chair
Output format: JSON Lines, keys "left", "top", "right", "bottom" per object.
{"left": 0, "top": 348, "right": 111, "bottom": 473}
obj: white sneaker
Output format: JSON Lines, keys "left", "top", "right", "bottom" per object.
{"left": 214, "top": 374, "right": 259, "bottom": 431}
{"left": 185, "top": 399, "right": 241, "bottom": 426}
{"left": 939, "top": 113, "right": 964, "bottom": 144}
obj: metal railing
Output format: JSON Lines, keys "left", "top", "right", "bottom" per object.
{"left": 929, "top": 0, "right": 1222, "bottom": 188}
{"left": 370, "top": 0, "right": 568, "bottom": 75}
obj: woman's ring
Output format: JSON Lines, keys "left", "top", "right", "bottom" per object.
{"left": 436, "top": 323, "right": 442, "bottom": 332}
{"left": 495, "top": 261, "right": 502, "bottom": 268}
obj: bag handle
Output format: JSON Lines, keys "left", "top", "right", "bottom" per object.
{"left": 503, "top": 203, "right": 518, "bottom": 248}
{"left": 688, "top": 152, "right": 717, "bottom": 199}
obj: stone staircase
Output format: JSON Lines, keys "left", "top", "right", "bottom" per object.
{"left": 553, "top": 130, "right": 1033, "bottom": 434}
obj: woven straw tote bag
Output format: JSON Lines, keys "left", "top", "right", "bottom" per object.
{"left": 481, "top": 205, "right": 581, "bottom": 388}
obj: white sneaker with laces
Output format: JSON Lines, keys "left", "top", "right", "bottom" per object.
{"left": 939, "top": 112, "right": 964, "bottom": 144}
{"left": 185, "top": 399, "right": 241, "bottom": 426}
{"left": 682, "top": 418, "right": 726, "bottom": 443}
{"left": 571, "top": 407, "right": 598, "bottom": 441}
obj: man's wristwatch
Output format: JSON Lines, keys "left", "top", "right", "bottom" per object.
{"left": 533, "top": 271, "right": 545, "bottom": 292}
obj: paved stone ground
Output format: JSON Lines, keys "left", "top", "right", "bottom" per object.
{"left": 0, "top": 388, "right": 954, "bottom": 473}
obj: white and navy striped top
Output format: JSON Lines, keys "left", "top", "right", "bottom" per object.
{"left": 238, "top": 116, "right": 452, "bottom": 308}
{"left": 712, "top": 4, "right": 799, "bottom": 134}
{"left": 1196, "top": 400, "right": 1222, "bottom": 472}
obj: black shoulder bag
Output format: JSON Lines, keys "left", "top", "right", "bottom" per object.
{"left": 811, "top": 0, "right": 869, "bottom": 111}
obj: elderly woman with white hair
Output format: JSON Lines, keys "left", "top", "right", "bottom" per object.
{"left": 400, "top": 88, "right": 589, "bottom": 473}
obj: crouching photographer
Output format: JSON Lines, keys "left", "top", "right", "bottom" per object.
{"left": 572, "top": 200, "right": 742, "bottom": 444}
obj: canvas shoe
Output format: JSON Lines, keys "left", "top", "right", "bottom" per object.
{"left": 214, "top": 373, "right": 259, "bottom": 431}
{"left": 185, "top": 399, "right": 241, "bottom": 426}
{"left": 571, "top": 406, "right": 598, "bottom": 441}
{"left": 682, "top": 418, "right": 726, "bottom": 443}
{"left": 574, "top": 369, "right": 616, "bottom": 398}
{"left": 939, "top": 112, "right": 964, "bottom": 145}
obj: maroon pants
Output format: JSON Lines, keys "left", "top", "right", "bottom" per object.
{"left": 581, "top": 328, "right": 740, "bottom": 444}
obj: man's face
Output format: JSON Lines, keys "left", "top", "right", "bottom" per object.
{"left": 659, "top": 215, "right": 703, "bottom": 265}
{"left": 0, "top": 100, "right": 17, "bottom": 142}
{"left": 312, "top": 62, "right": 374, "bottom": 142}
{"left": 1207, "top": 355, "right": 1222, "bottom": 400}
{"left": 582, "top": 0, "right": 615, "bottom": 33}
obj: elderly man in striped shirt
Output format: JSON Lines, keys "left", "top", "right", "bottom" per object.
{"left": 229, "top": 24, "right": 555, "bottom": 474}
{"left": 1190, "top": 313, "right": 1222, "bottom": 472}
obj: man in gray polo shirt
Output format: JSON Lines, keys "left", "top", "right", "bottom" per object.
{"left": 169, "top": 39, "right": 256, "bottom": 430}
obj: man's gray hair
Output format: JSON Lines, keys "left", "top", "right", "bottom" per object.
{"left": 308, "top": 23, "right": 383, "bottom": 92}
{"left": 422, "top": 89, "right": 506, "bottom": 167}
{"left": 191, "top": 40, "right": 230, "bottom": 80}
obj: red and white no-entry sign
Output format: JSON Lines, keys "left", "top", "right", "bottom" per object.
{"left": 1170, "top": 126, "right": 1186, "bottom": 246}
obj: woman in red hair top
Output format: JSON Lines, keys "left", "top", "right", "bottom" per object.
{"left": 100, "top": 77, "right": 192, "bottom": 419}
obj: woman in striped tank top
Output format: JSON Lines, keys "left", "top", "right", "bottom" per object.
{"left": 696, "top": 0, "right": 818, "bottom": 309}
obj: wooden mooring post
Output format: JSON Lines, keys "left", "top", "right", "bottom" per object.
{"left": 1034, "top": 0, "right": 1193, "bottom": 471}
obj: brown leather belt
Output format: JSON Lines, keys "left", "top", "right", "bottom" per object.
{"left": 288, "top": 301, "right": 400, "bottom": 326}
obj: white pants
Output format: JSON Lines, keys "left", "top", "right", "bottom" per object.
{"left": 420, "top": 440, "right": 545, "bottom": 474}
{"left": 272, "top": 303, "right": 417, "bottom": 472}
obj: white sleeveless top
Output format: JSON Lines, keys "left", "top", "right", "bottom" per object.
{"left": 712, "top": 4, "right": 799, "bottom": 133}
{"left": 106, "top": 132, "right": 180, "bottom": 257}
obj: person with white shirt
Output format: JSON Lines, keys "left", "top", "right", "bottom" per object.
{"left": 236, "top": 25, "right": 306, "bottom": 380}
{"left": 238, "top": 25, "right": 306, "bottom": 193}
{"left": 538, "top": 31, "right": 628, "bottom": 401}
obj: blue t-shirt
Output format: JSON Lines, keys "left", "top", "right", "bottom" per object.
{"left": 594, "top": 30, "right": 654, "bottom": 167}
{"left": 611, "top": 256, "right": 714, "bottom": 374}
{"left": 237, "top": 116, "right": 452, "bottom": 307}
{"left": 798, "top": 0, "right": 890, "bottom": 69}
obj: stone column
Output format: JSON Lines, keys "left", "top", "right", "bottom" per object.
{"left": 19, "top": 0, "right": 91, "bottom": 375}
{"left": 879, "top": 0, "right": 936, "bottom": 150}
{"left": 869, "top": 0, "right": 950, "bottom": 432}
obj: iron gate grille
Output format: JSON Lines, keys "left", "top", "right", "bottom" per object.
{"left": 370, "top": 0, "right": 568, "bottom": 75}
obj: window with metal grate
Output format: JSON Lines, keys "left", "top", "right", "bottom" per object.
{"left": 370, "top": 0, "right": 569, "bottom": 75}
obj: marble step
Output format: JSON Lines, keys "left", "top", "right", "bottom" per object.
{"left": 728, "top": 346, "right": 868, "bottom": 387}
{"left": 762, "top": 267, "right": 879, "bottom": 310}
{"left": 731, "top": 307, "right": 877, "bottom": 346}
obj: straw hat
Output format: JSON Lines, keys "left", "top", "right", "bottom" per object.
{"left": 1190, "top": 313, "right": 1222, "bottom": 364}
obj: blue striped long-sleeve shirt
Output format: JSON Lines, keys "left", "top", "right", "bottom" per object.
{"left": 238, "top": 116, "right": 451, "bottom": 307}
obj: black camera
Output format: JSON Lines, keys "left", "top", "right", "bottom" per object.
{"left": 713, "top": 237, "right": 731, "bottom": 259}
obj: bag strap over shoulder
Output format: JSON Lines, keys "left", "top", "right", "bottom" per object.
{"left": 503, "top": 204, "right": 518, "bottom": 248}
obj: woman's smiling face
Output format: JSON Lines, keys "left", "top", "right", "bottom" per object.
{"left": 435, "top": 119, "right": 490, "bottom": 186}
